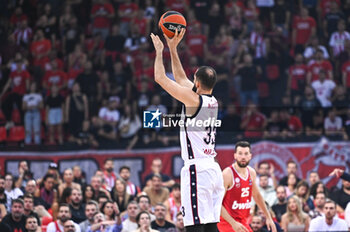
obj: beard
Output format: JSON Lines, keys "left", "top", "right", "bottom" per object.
{"left": 59, "top": 216, "right": 69, "bottom": 223}
{"left": 236, "top": 160, "right": 250, "bottom": 168}
{"left": 0, "top": 187, "right": 4, "bottom": 194}
{"left": 106, "top": 168, "right": 113, "bottom": 173}
{"left": 344, "top": 185, "right": 350, "bottom": 190}
{"left": 72, "top": 200, "right": 81, "bottom": 207}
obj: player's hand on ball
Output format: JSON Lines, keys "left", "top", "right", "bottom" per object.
{"left": 231, "top": 221, "right": 249, "bottom": 232}
{"left": 164, "top": 28, "right": 186, "bottom": 50}
{"left": 150, "top": 33, "right": 164, "bottom": 53}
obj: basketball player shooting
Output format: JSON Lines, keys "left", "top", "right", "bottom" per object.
{"left": 218, "top": 141, "right": 277, "bottom": 232}
{"left": 150, "top": 29, "right": 225, "bottom": 232}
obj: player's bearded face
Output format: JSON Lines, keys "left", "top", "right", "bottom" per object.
{"left": 236, "top": 158, "right": 250, "bottom": 168}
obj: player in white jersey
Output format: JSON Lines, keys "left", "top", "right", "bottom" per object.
{"left": 150, "top": 29, "right": 225, "bottom": 232}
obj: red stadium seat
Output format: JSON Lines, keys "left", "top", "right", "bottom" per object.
{"left": 0, "top": 127, "right": 6, "bottom": 142}
{"left": 8, "top": 126, "right": 25, "bottom": 142}
{"left": 266, "top": 64, "right": 280, "bottom": 80}
{"left": 11, "top": 109, "right": 21, "bottom": 124}
{"left": 0, "top": 110, "right": 6, "bottom": 124}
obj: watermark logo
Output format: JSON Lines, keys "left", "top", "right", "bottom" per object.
{"left": 143, "top": 109, "right": 162, "bottom": 128}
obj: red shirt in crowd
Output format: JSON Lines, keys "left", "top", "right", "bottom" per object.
{"left": 289, "top": 64, "right": 308, "bottom": 91}
{"left": 132, "top": 17, "right": 148, "bottom": 36}
{"left": 342, "top": 61, "right": 350, "bottom": 88}
{"left": 292, "top": 16, "right": 316, "bottom": 45}
{"left": 30, "top": 39, "right": 52, "bottom": 58}
{"left": 287, "top": 116, "right": 303, "bottom": 132}
{"left": 186, "top": 34, "right": 207, "bottom": 57}
{"left": 166, "top": 0, "right": 189, "bottom": 14}
{"left": 43, "top": 70, "right": 67, "bottom": 89}
{"left": 118, "top": 3, "right": 138, "bottom": 22}
{"left": 243, "top": 112, "right": 266, "bottom": 138}
{"left": 308, "top": 60, "right": 333, "bottom": 81}
{"left": 10, "top": 13, "right": 28, "bottom": 26}
{"left": 91, "top": 3, "right": 115, "bottom": 28}
{"left": 10, "top": 70, "right": 30, "bottom": 95}
{"left": 319, "top": 0, "right": 341, "bottom": 17}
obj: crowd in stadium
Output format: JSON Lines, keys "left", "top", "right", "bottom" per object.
{"left": 0, "top": 158, "right": 349, "bottom": 231}
{"left": 0, "top": 0, "right": 349, "bottom": 149}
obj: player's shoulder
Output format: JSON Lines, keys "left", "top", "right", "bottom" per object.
{"left": 247, "top": 166, "right": 257, "bottom": 177}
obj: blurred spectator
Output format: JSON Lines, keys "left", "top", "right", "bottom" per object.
{"left": 280, "top": 195, "right": 310, "bottom": 232}
{"left": 279, "top": 109, "right": 303, "bottom": 138}
{"left": 330, "top": 179, "right": 350, "bottom": 211}
{"left": 97, "top": 194, "right": 109, "bottom": 210}
{"left": 13, "top": 20, "right": 32, "bottom": 48}
{"left": 91, "top": 0, "right": 115, "bottom": 40}
{"left": 174, "top": 212, "right": 184, "bottom": 232}
{"left": 151, "top": 203, "right": 175, "bottom": 231}
{"left": 332, "top": 86, "right": 348, "bottom": 122}
{"left": 240, "top": 104, "right": 266, "bottom": 138}
{"left": 249, "top": 22, "right": 268, "bottom": 63}
{"left": 65, "top": 82, "right": 89, "bottom": 138}
{"left": 47, "top": 203, "right": 81, "bottom": 232}
{"left": 59, "top": 168, "right": 81, "bottom": 197}
{"left": 299, "top": 86, "right": 322, "bottom": 129}
{"left": 111, "top": 178, "right": 134, "bottom": 214}
{"left": 22, "top": 193, "right": 41, "bottom": 225}
{"left": 88, "top": 211, "right": 122, "bottom": 232}
{"left": 104, "top": 25, "right": 125, "bottom": 70}
{"left": 35, "top": 174, "right": 57, "bottom": 209}
{"left": 292, "top": 7, "right": 316, "bottom": 54}
{"left": 10, "top": 7, "right": 28, "bottom": 28}
{"left": 136, "top": 195, "right": 155, "bottom": 222}
{"left": 25, "top": 215, "right": 39, "bottom": 232}
{"left": 36, "top": 3, "right": 58, "bottom": 43}
{"left": 303, "top": 36, "right": 330, "bottom": 63}
{"left": 64, "top": 220, "right": 77, "bottom": 232}
{"left": 118, "top": 104, "right": 142, "bottom": 150}
{"left": 305, "top": 112, "right": 324, "bottom": 137}
{"left": 0, "top": 198, "right": 26, "bottom": 232}
{"left": 122, "top": 201, "right": 140, "bottom": 232}
{"left": 101, "top": 200, "right": 119, "bottom": 221}
{"left": 46, "top": 85, "right": 65, "bottom": 144}
{"left": 119, "top": 166, "right": 140, "bottom": 198}
{"left": 118, "top": 0, "right": 138, "bottom": 37}
{"left": 14, "top": 160, "right": 30, "bottom": 190}
{"left": 186, "top": 22, "right": 208, "bottom": 61}
{"left": 220, "top": 105, "right": 242, "bottom": 138}
{"left": 311, "top": 70, "right": 336, "bottom": 108}
{"left": 307, "top": 50, "right": 334, "bottom": 83}
{"left": 83, "top": 185, "right": 95, "bottom": 204}
{"left": 144, "top": 158, "right": 174, "bottom": 188}
{"left": 287, "top": 54, "right": 308, "bottom": 105}
{"left": 72, "top": 166, "right": 86, "bottom": 189}
{"left": 309, "top": 199, "right": 348, "bottom": 231}
{"left": 324, "top": 107, "right": 345, "bottom": 138}
{"left": 4, "top": 173, "right": 23, "bottom": 211}
{"left": 68, "top": 44, "right": 87, "bottom": 72}
{"left": 24, "top": 179, "right": 50, "bottom": 209}
{"left": 309, "top": 192, "right": 326, "bottom": 219}
{"left": 91, "top": 175, "right": 111, "bottom": 200}
{"left": 103, "top": 159, "right": 117, "bottom": 192}
{"left": 143, "top": 175, "right": 169, "bottom": 208}
{"left": 307, "top": 171, "right": 320, "bottom": 187}
{"left": 164, "top": 183, "right": 181, "bottom": 224}
{"left": 0, "top": 59, "right": 30, "bottom": 128}
{"left": 23, "top": 82, "right": 43, "bottom": 145}
{"left": 256, "top": 174, "right": 277, "bottom": 207}
{"left": 263, "top": 109, "right": 286, "bottom": 139}
{"left": 42, "top": 60, "right": 67, "bottom": 93}
{"left": 250, "top": 215, "right": 268, "bottom": 232}
{"left": 342, "top": 55, "right": 350, "bottom": 90}
{"left": 69, "top": 188, "right": 85, "bottom": 224}
{"left": 79, "top": 200, "right": 99, "bottom": 232}
{"left": 279, "top": 160, "right": 301, "bottom": 186}
{"left": 286, "top": 173, "right": 299, "bottom": 198}
{"left": 345, "top": 108, "right": 350, "bottom": 139}
{"left": 68, "top": 120, "right": 99, "bottom": 147}
{"left": 235, "top": 54, "right": 261, "bottom": 106}
{"left": 270, "top": 0, "right": 291, "bottom": 37}
{"left": 256, "top": 162, "right": 277, "bottom": 188}
{"left": 134, "top": 211, "right": 158, "bottom": 232}
{"left": 293, "top": 180, "right": 314, "bottom": 212}
{"left": 323, "top": 1, "right": 345, "bottom": 40}
{"left": 272, "top": 185, "right": 287, "bottom": 223}
{"left": 30, "top": 29, "right": 52, "bottom": 67}
{"left": 0, "top": 176, "right": 6, "bottom": 210}
{"left": 329, "top": 20, "right": 350, "bottom": 58}
{"left": 62, "top": 16, "right": 83, "bottom": 56}
{"left": 124, "top": 24, "right": 147, "bottom": 54}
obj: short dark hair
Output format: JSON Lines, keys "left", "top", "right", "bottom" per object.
{"left": 119, "top": 166, "right": 130, "bottom": 173}
{"left": 172, "top": 183, "right": 180, "bottom": 191}
{"left": 137, "top": 195, "right": 150, "bottom": 204}
{"left": 104, "top": 158, "right": 113, "bottom": 164}
{"left": 23, "top": 193, "right": 34, "bottom": 201}
{"left": 287, "top": 160, "right": 297, "bottom": 167}
{"left": 259, "top": 174, "right": 269, "bottom": 179}
{"left": 12, "top": 198, "right": 24, "bottom": 207}
{"left": 136, "top": 211, "right": 150, "bottom": 224}
{"left": 26, "top": 215, "right": 37, "bottom": 223}
{"left": 195, "top": 66, "right": 217, "bottom": 90}
{"left": 235, "top": 141, "right": 251, "bottom": 152}
{"left": 258, "top": 161, "right": 270, "bottom": 169}
{"left": 59, "top": 203, "right": 71, "bottom": 213}
{"left": 86, "top": 200, "right": 99, "bottom": 210}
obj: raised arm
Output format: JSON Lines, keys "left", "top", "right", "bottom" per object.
{"left": 164, "top": 29, "right": 194, "bottom": 89}
{"left": 150, "top": 33, "right": 199, "bottom": 107}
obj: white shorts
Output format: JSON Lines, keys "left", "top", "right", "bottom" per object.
{"left": 180, "top": 158, "right": 225, "bottom": 227}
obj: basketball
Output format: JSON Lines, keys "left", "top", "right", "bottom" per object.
{"left": 158, "top": 11, "right": 186, "bottom": 38}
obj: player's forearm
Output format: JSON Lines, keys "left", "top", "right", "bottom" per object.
{"left": 169, "top": 47, "right": 188, "bottom": 82}
{"left": 154, "top": 52, "right": 167, "bottom": 84}
{"left": 221, "top": 206, "right": 237, "bottom": 226}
